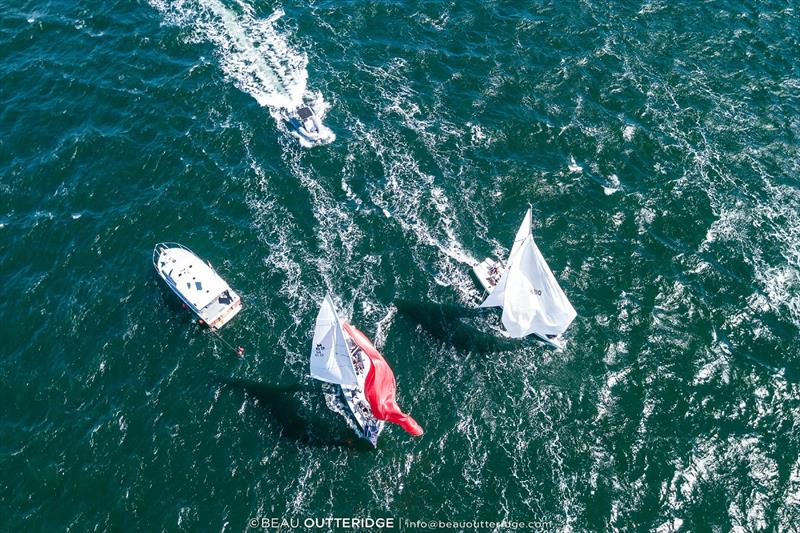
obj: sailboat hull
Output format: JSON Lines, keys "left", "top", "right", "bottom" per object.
{"left": 339, "top": 336, "right": 384, "bottom": 446}
{"left": 339, "top": 384, "right": 383, "bottom": 446}
{"left": 531, "top": 331, "right": 565, "bottom": 350}
{"left": 309, "top": 295, "right": 385, "bottom": 446}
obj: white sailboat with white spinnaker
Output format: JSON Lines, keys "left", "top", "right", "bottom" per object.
{"left": 474, "top": 207, "right": 576, "bottom": 349}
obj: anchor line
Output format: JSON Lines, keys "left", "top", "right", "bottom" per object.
{"left": 208, "top": 328, "right": 245, "bottom": 357}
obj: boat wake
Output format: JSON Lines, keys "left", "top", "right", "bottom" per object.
{"left": 149, "top": 0, "right": 333, "bottom": 145}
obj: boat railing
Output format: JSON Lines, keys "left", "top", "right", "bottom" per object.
{"left": 152, "top": 242, "right": 195, "bottom": 269}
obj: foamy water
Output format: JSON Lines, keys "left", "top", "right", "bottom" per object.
{"left": 149, "top": 0, "right": 335, "bottom": 146}
{"left": 3, "top": 0, "right": 799, "bottom": 530}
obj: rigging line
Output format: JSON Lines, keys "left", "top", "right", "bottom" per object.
{"left": 208, "top": 327, "right": 245, "bottom": 357}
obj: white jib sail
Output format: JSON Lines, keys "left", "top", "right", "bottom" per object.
{"left": 501, "top": 234, "right": 577, "bottom": 338}
{"left": 310, "top": 294, "right": 358, "bottom": 386}
{"left": 480, "top": 208, "right": 533, "bottom": 308}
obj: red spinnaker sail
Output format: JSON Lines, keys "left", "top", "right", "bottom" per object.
{"left": 343, "top": 323, "right": 423, "bottom": 437}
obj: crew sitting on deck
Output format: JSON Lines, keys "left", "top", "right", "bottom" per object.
{"left": 487, "top": 264, "right": 501, "bottom": 286}
{"left": 357, "top": 401, "right": 371, "bottom": 417}
{"left": 350, "top": 353, "right": 364, "bottom": 374}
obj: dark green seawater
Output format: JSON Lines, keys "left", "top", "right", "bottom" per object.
{"left": 2, "top": 0, "right": 799, "bottom": 530}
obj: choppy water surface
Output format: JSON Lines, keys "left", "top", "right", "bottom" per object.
{"left": 1, "top": 0, "right": 798, "bottom": 530}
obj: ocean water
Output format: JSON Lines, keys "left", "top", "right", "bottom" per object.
{"left": 1, "top": 0, "right": 799, "bottom": 530}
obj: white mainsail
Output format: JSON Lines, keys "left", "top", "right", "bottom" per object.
{"left": 310, "top": 294, "right": 358, "bottom": 387}
{"left": 481, "top": 208, "right": 576, "bottom": 338}
{"left": 479, "top": 207, "right": 532, "bottom": 309}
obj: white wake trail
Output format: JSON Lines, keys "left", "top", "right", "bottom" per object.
{"left": 150, "top": 0, "right": 311, "bottom": 111}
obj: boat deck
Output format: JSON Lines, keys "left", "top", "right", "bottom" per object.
{"left": 200, "top": 290, "right": 242, "bottom": 330}
{"left": 473, "top": 257, "right": 504, "bottom": 293}
{"left": 340, "top": 339, "right": 384, "bottom": 446}
{"left": 154, "top": 243, "right": 242, "bottom": 330}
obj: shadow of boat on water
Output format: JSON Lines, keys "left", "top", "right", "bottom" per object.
{"left": 218, "top": 378, "right": 373, "bottom": 450}
{"left": 395, "top": 299, "right": 522, "bottom": 354}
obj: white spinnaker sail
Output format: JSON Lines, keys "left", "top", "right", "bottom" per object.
{"left": 501, "top": 235, "right": 577, "bottom": 337}
{"left": 310, "top": 294, "right": 358, "bottom": 386}
{"left": 480, "top": 208, "right": 533, "bottom": 308}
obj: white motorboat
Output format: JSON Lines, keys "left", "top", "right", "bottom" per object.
{"left": 153, "top": 242, "right": 242, "bottom": 330}
{"left": 475, "top": 207, "right": 577, "bottom": 350}
{"left": 309, "top": 294, "right": 423, "bottom": 446}
{"left": 286, "top": 105, "right": 335, "bottom": 147}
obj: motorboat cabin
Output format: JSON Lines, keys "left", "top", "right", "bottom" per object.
{"left": 153, "top": 242, "right": 242, "bottom": 330}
